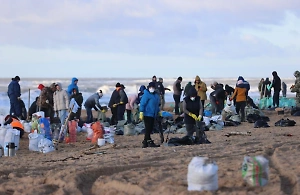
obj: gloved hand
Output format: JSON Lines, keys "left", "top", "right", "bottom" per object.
{"left": 101, "top": 109, "right": 106, "bottom": 113}
{"left": 229, "top": 98, "right": 233, "bottom": 101}
{"left": 17, "top": 97, "right": 21, "bottom": 100}
{"left": 119, "top": 102, "right": 124, "bottom": 104}
{"left": 45, "top": 99, "right": 49, "bottom": 104}
{"left": 158, "top": 111, "right": 162, "bottom": 117}
{"left": 188, "top": 112, "right": 197, "bottom": 121}
{"left": 197, "top": 115, "right": 202, "bottom": 121}
{"left": 113, "top": 104, "right": 118, "bottom": 108}
{"left": 139, "top": 112, "right": 144, "bottom": 121}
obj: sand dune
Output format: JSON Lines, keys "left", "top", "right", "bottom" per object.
{"left": 0, "top": 109, "right": 300, "bottom": 195}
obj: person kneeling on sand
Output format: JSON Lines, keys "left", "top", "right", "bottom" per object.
{"left": 139, "top": 82, "right": 161, "bottom": 148}
{"left": 183, "top": 88, "right": 210, "bottom": 143}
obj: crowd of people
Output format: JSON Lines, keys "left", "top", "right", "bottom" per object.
{"left": 7, "top": 70, "right": 300, "bottom": 148}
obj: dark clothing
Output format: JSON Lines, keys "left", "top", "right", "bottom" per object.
{"left": 110, "top": 107, "right": 118, "bottom": 125}
{"left": 86, "top": 107, "right": 93, "bottom": 123}
{"left": 282, "top": 82, "right": 287, "bottom": 97}
{"left": 70, "top": 93, "right": 83, "bottom": 120}
{"left": 108, "top": 89, "right": 120, "bottom": 108}
{"left": 28, "top": 99, "right": 38, "bottom": 119}
{"left": 272, "top": 75, "right": 281, "bottom": 107}
{"left": 247, "top": 96, "right": 259, "bottom": 109}
{"left": 184, "top": 83, "right": 193, "bottom": 97}
{"left": 273, "top": 91, "right": 280, "bottom": 107}
{"left": 173, "top": 94, "right": 181, "bottom": 115}
{"left": 235, "top": 101, "right": 246, "bottom": 122}
{"left": 210, "top": 84, "right": 225, "bottom": 114}
{"left": 117, "top": 104, "right": 126, "bottom": 121}
{"left": 126, "top": 109, "right": 132, "bottom": 124}
{"left": 19, "top": 100, "right": 27, "bottom": 120}
{"left": 136, "top": 92, "right": 144, "bottom": 105}
{"left": 7, "top": 79, "right": 21, "bottom": 117}
{"left": 144, "top": 116, "right": 155, "bottom": 141}
{"left": 225, "top": 84, "right": 234, "bottom": 96}
{"left": 119, "top": 89, "right": 128, "bottom": 104}
{"left": 157, "top": 81, "right": 169, "bottom": 95}
{"left": 184, "top": 96, "right": 201, "bottom": 124}
{"left": 84, "top": 93, "right": 103, "bottom": 123}
{"left": 263, "top": 79, "right": 272, "bottom": 98}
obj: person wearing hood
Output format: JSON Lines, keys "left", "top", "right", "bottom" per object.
{"left": 67, "top": 77, "right": 79, "bottom": 96}
{"left": 236, "top": 76, "right": 250, "bottom": 93}
{"left": 184, "top": 82, "right": 192, "bottom": 97}
{"left": 136, "top": 85, "right": 146, "bottom": 105}
{"left": 291, "top": 70, "right": 300, "bottom": 107}
{"left": 84, "top": 89, "right": 103, "bottom": 123}
{"left": 69, "top": 88, "right": 83, "bottom": 120}
{"left": 117, "top": 84, "right": 128, "bottom": 121}
{"left": 230, "top": 80, "right": 248, "bottom": 122}
{"left": 139, "top": 82, "right": 161, "bottom": 148}
{"left": 271, "top": 71, "right": 281, "bottom": 108}
{"left": 263, "top": 78, "right": 272, "bottom": 98}
{"left": 193, "top": 76, "right": 207, "bottom": 108}
{"left": 183, "top": 88, "right": 210, "bottom": 143}
{"left": 7, "top": 76, "right": 22, "bottom": 118}
{"left": 53, "top": 82, "right": 70, "bottom": 124}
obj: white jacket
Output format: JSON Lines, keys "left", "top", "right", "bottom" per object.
{"left": 53, "top": 82, "right": 70, "bottom": 111}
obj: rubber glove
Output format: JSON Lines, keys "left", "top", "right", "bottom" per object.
{"left": 188, "top": 112, "right": 197, "bottom": 121}
{"left": 139, "top": 112, "right": 144, "bottom": 121}
{"left": 119, "top": 102, "right": 124, "bottom": 104}
{"left": 101, "top": 109, "right": 106, "bottom": 113}
{"left": 158, "top": 111, "right": 162, "bottom": 117}
{"left": 197, "top": 115, "right": 202, "bottom": 121}
{"left": 113, "top": 104, "right": 118, "bottom": 108}
{"left": 267, "top": 84, "right": 272, "bottom": 91}
{"left": 17, "top": 97, "right": 21, "bottom": 100}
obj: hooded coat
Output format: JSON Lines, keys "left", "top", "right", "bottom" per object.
{"left": 139, "top": 89, "right": 160, "bottom": 118}
{"left": 67, "top": 77, "right": 79, "bottom": 95}
{"left": 53, "top": 82, "right": 70, "bottom": 111}
{"left": 183, "top": 88, "right": 202, "bottom": 125}
{"left": 194, "top": 76, "right": 207, "bottom": 100}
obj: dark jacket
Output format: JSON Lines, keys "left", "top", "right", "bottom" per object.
{"left": 7, "top": 79, "right": 21, "bottom": 101}
{"left": 210, "top": 84, "right": 225, "bottom": 101}
{"left": 37, "top": 87, "right": 53, "bottom": 108}
{"left": 70, "top": 92, "right": 83, "bottom": 107}
{"left": 119, "top": 89, "right": 128, "bottom": 104}
{"left": 183, "top": 87, "right": 203, "bottom": 124}
{"left": 184, "top": 82, "right": 193, "bottom": 96}
{"left": 108, "top": 89, "right": 120, "bottom": 108}
{"left": 272, "top": 75, "right": 281, "bottom": 92}
{"left": 225, "top": 84, "right": 234, "bottom": 95}
{"left": 29, "top": 98, "right": 38, "bottom": 118}
{"left": 173, "top": 80, "right": 183, "bottom": 96}
{"left": 139, "top": 89, "right": 160, "bottom": 118}
{"left": 84, "top": 93, "right": 102, "bottom": 111}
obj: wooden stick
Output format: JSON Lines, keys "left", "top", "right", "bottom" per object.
{"left": 26, "top": 88, "right": 31, "bottom": 121}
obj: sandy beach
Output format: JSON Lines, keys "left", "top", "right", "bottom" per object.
{"left": 0, "top": 103, "right": 299, "bottom": 195}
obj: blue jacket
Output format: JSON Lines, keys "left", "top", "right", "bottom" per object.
{"left": 7, "top": 80, "right": 21, "bottom": 101}
{"left": 139, "top": 89, "right": 160, "bottom": 118}
{"left": 67, "top": 77, "right": 79, "bottom": 95}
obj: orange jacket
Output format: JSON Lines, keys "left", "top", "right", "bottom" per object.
{"left": 231, "top": 87, "right": 247, "bottom": 102}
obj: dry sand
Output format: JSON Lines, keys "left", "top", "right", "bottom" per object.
{"left": 0, "top": 105, "right": 300, "bottom": 195}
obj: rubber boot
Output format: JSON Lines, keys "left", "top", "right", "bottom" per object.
{"left": 142, "top": 140, "right": 148, "bottom": 148}
{"left": 147, "top": 140, "right": 160, "bottom": 147}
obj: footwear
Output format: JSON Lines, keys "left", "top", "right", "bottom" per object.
{"left": 147, "top": 140, "right": 160, "bottom": 147}
{"left": 142, "top": 140, "right": 148, "bottom": 148}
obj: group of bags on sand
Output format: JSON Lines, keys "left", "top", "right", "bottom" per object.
{"left": 187, "top": 155, "right": 269, "bottom": 192}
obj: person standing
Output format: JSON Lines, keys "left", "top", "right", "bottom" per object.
{"left": 125, "top": 94, "right": 138, "bottom": 124}
{"left": 157, "top": 77, "right": 171, "bottom": 110}
{"left": 258, "top": 78, "right": 265, "bottom": 99}
{"left": 271, "top": 71, "right": 281, "bottom": 108}
{"left": 230, "top": 80, "right": 247, "bottom": 122}
{"left": 281, "top": 82, "right": 287, "bottom": 98}
{"left": 263, "top": 78, "right": 272, "bottom": 98}
{"left": 53, "top": 83, "right": 70, "bottom": 124}
{"left": 108, "top": 83, "right": 121, "bottom": 125}
{"left": 184, "top": 82, "right": 193, "bottom": 97}
{"left": 69, "top": 88, "right": 83, "bottom": 120}
{"left": 84, "top": 90, "right": 103, "bottom": 123}
{"left": 209, "top": 82, "right": 225, "bottom": 114}
{"left": 7, "top": 76, "right": 22, "bottom": 118}
{"left": 139, "top": 82, "right": 161, "bottom": 148}
{"left": 290, "top": 71, "right": 300, "bottom": 107}
{"left": 37, "top": 84, "right": 53, "bottom": 119}
{"left": 194, "top": 76, "right": 207, "bottom": 108}
{"left": 67, "top": 77, "right": 79, "bottom": 96}
{"left": 173, "top": 77, "right": 183, "bottom": 115}
{"left": 117, "top": 84, "right": 128, "bottom": 121}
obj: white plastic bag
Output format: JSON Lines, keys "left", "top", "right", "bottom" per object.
{"left": 86, "top": 127, "right": 94, "bottom": 140}
{"left": 124, "top": 124, "right": 136, "bottom": 136}
{"left": 0, "top": 126, "right": 7, "bottom": 148}
{"left": 242, "top": 156, "right": 269, "bottom": 186}
{"left": 4, "top": 128, "right": 20, "bottom": 150}
{"left": 38, "top": 138, "right": 55, "bottom": 153}
{"left": 28, "top": 131, "right": 43, "bottom": 151}
{"left": 187, "top": 157, "right": 218, "bottom": 192}
{"left": 23, "top": 122, "right": 31, "bottom": 133}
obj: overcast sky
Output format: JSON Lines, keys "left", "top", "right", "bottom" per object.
{"left": 0, "top": 0, "right": 299, "bottom": 78}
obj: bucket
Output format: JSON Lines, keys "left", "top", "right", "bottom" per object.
{"left": 97, "top": 138, "right": 105, "bottom": 146}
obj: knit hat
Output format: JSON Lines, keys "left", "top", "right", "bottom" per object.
{"left": 178, "top": 76, "right": 182, "bottom": 81}
{"left": 116, "top": 82, "right": 121, "bottom": 88}
{"left": 121, "top": 84, "right": 125, "bottom": 89}
{"left": 148, "top": 82, "right": 156, "bottom": 88}
{"left": 12, "top": 76, "right": 20, "bottom": 81}
{"left": 237, "top": 76, "right": 244, "bottom": 81}
{"left": 38, "top": 84, "right": 45, "bottom": 90}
